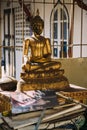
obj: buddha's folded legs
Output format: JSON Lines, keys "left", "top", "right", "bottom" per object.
{"left": 22, "top": 61, "right": 61, "bottom": 72}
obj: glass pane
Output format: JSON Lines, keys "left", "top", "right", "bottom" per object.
{"left": 64, "top": 22, "right": 67, "bottom": 39}
{"left": 60, "top": 41, "right": 67, "bottom": 58}
{"left": 61, "top": 22, "right": 67, "bottom": 39}
{"left": 54, "top": 41, "right": 58, "bottom": 45}
{"left": 54, "top": 10, "right": 58, "bottom": 20}
{"left": 60, "top": 8, "right": 67, "bottom": 20}
{"left": 54, "top": 48, "right": 58, "bottom": 57}
{"left": 5, "top": 15, "right": 8, "bottom": 34}
{"left": 63, "top": 41, "right": 67, "bottom": 52}
{"left": 53, "top": 42, "right": 58, "bottom": 57}
{"left": 60, "top": 23, "right": 62, "bottom": 39}
{"left": 53, "top": 23, "right": 58, "bottom": 39}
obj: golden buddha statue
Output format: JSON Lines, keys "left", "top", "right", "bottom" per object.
{"left": 17, "top": 10, "right": 69, "bottom": 91}
{"left": 22, "top": 10, "right": 61, "bottom": 72}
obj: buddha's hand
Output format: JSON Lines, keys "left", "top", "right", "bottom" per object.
{"left": 24, "top": 55, "right": 30, "bottom": 64}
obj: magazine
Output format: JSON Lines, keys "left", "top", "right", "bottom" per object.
{"left": 11, "top": 90, "right": 58, "bottom": 115}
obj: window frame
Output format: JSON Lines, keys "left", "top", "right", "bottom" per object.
{"left": 50, "top": 2, "right": 69, "bottom": 58}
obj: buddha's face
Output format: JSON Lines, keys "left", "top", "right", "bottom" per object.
{"left": 33, "top": 22, "right": 43, "bottom": 35}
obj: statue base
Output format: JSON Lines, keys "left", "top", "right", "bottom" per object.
{"left": 17, "top": 76, "right": 69, "bottom": 92}
{"left": 18, "top": 61, "right": 70, "bottom": 92}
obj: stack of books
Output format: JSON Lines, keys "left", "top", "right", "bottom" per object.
{"left": 0, "top": 89, "right": 86, "bottom": 130}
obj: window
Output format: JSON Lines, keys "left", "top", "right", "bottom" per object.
{"left": 50, "top": 3, "right": 69, "bottom": 58}
{"left": 2, "top": 9, "right": 15, "bottom": 77}
{"left": 14, "top": 6, "right": 32, "bottom": 79}
{"left": 2, "top": 6, "right": 32, "bottom": 80}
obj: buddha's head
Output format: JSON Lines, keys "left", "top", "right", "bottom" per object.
{"left": 31, "top": 9, "right": 44, "bottom": 35}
